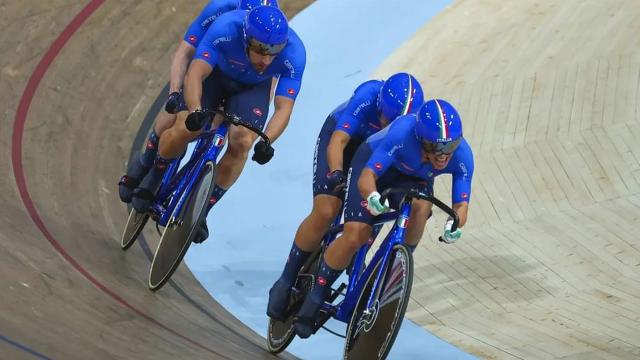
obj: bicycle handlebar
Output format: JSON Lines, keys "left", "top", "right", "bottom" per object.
{"left": 379, "top": 187, "right": 459, "bottom": 233}
{"left": 205, "top": 109, "right": 271, "bottom": 146}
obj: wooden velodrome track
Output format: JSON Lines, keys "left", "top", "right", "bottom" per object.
{"left": 1, "top": 0, "right": 638, "bottom": 359}
{"left": 1, "top": 1, "right": 309, "bottom": 359}
{"left": 374, "top": 0, "right": 640, "bottom": 359}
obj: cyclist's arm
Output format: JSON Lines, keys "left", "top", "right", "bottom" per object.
{"left": 453, "top": 201, "right": 469, "bottom": 227}
{"left": 263, "top": 96, "right": 294, "bottom": 143}
{"left": 184, "top": 59, "right": 213, "bottom": 111}
{"left": 450, "top": 146, "right": 474, "bottom": 227}
{"left": 327, "top": 131, "right": 351, "bottom": 172}
{"left": 169, "top": 41, "right": 196, "bottom": 93}
{"left": 268, "top": 58, "right": 304, "bottom": 142}
{"left": 358, "top": 168, "right": 378, "bottom": 199}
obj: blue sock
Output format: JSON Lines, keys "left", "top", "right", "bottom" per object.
{"left": 279, "top": 243, "right": 312, "bottom": 286}
{"left": 138, "top": 155, "right": 170, "bottom": 192}
{"left": 139, "top": 130, "right": 160, "bottom": 168}
{"left": 206, "top": 184, "right": 227, "bottom": 212}
{"left": 309, "top": 258, "right": 342, "bottom": 303}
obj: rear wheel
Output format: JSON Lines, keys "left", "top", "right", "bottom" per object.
{"left": 267, "top": 245, "right": 323, "bottom": 353}
{"left": 148, "top": 161, "right": 215, "bottom": 291}
{"left": 121, "top": 208, "right": 149, "bottom": 250}
{"left": 343, "top": 244, "right": 413, "bottom": 360}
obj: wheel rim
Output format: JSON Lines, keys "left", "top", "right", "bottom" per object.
{"left": 267, "top": 248, "right": 323, "bottom": 353}
{"left": 344, "top": 245, "right": 413, "bottom": 360}
{"left": 148, "top": 162, "right": 215, "bottom": 289}
{"left": 121, "top": 208, "right": 148, "bottom": 250}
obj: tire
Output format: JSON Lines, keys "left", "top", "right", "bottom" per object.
{"left": 148, "top": 161, "right": 215, "bottom": 291}
{"left": 343, "top": 244, "right": 413, "bottom": 360}
{"left": 267, "top": 246, "right": 323, "bottom": 353}
{"left": 121, "top": 208, "right": 149, "bottom": 250}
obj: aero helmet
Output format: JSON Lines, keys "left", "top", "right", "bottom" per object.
{"left": 238, "top": 0, "right": 279, "bottom": 11}
{"left": 243, "top": 5, "right": 288, "bottom": 55}
{"left": 415, "top": 99, "right": 463, "bottom": 154}
{"left": 377, "top": 73, "right": 424, "bottom": 121}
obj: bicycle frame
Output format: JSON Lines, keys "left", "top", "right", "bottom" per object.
{"left": 318, "top": 199, "right": 409, "bottom": 323}
{"left": 316, "top": 188, "right": 459, "bottom": 325}
{"left": 150, "top": 122, "right": 229, "bottom": 227}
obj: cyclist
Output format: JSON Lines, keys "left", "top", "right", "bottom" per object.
{"left": 266, "top": 73, "right": 425, "bottom": 320}
{"left": 124, "top": 5, "right": 306, "bottom": 245}
{"left": 292, "top": 99, "right": 475, "bottom": 338}
{"left": 118, "top": 0, "right": 279, "bottom": 203}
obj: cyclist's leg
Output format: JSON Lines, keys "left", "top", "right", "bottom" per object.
{"left": 393, "top": 177, "right": 434, "bottom": 251}
{"left": 293, "top": 115, "right": 344, "bottom": 253}
{"left": 131, "top": 70, "right": 223, "bottom": 212}
{"left": 294, "top": 143, "right": 376, "bottom": 338}
{"left": 268, "top": 117, "right": 343, "bottom": 319}
{"left": 119, "top": 110, "right": 178, "bottom": 203}
{"left": 206, "top": 76, "right": 271, "bottom": 202}
{"left": 191, "top": 76, "right": 271, "bottom": 243}
{"left": 153, "top": 109, "right": 179, "bottom": 134}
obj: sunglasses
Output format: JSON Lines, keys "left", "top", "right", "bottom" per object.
{"left": 421, "top": 137, "right": 462, "bottom": 155}
{"left": 247, "top": 37, "right": 286, "bottom": 56}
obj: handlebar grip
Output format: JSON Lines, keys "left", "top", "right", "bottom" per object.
{"left": 450, "top": 214, "right": 460, "bottom": 232}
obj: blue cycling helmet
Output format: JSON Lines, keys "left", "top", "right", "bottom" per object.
{"left": 238, "top": 0, "right": 279, "bottom": 11}
{"left": 243, "top": 5, "right": 288, "bottom": 55}
{"left": 377, "top": 73, "right": 424, "bottom": 121}
{"left": 415, "top": 99, "right": 463, "bottom": 154}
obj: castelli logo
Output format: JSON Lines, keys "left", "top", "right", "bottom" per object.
{"left": 317, "top": 276, "right": 327, "bottom": 286}
{"left": 287, "top": 88, "right": 296, "bottom": 96}
{"left": 462, "top": 192, "right": 468, "bottom": 199}
{"left": 146, "top": 142, "right": 156, "bottom": 150}
{"left": 209, "top": 196, "right": 217, "bottom": 205}
{"left": 203, "top": 51, "right": 211, "bottom": 59}
{"left": 253, "top": 108, "right": 263, "bottom": 117}
{"left": 374, "top": 163, "right": 382, "bottom": 170}
{"left": 342, "top": 123, "right": 351, "bottom": 129}
{"left": 188, "top": 35, "right": 197, "bottom": 43}
{"left": 361, "top": 200, "right": 368, "bottom": 208}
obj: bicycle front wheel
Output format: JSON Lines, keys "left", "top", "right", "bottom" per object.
{"left": 343, "top": 243, "right": 413, "bottom": 360}
{"left": 121, "top": 207, "right": 149, "bottom": 250}
{"left": 267, "top": 245, "right": 324, "bottom": 353}
{"left": 148, "top": 161, "right": 216, "bottom": 291}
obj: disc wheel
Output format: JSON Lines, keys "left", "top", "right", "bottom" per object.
{"left": 148, "top": 161, "right": 215, "bottom": 291}
{"left": 267, "top": 246, "right": 323, "bottom": 353}
{"left": 343, "top": 244, "right": 413, "bottom": 360}
{"left": 121, "top": 208, "right": 149, "bottom": 250}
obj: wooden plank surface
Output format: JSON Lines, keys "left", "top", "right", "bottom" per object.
{"left": 374, "top": 0, "right": 640, "bottom": 358}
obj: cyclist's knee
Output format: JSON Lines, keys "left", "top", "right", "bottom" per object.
{"left": 227, "top": 130, "right": 255, "bottom": 156}
{"left": 311, "top": 204, "right": 339, "bottom": 225}
{"left": 154, "top": 111, "right": 177, "bottom": 135}
{"left": 341, "top": 223, "right": 371, "bottom": 252}
{"left": 411, "top": 200, "right": 432, "bottom": 220}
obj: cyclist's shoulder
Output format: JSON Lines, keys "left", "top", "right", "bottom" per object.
{"left": 201, "top": 10, "right": 244, "bottom": 41}
{"left": 367, "top": 115, "right": 415, "bottom": 147}
{"left": 352, "top": 80, "right": 383, "bottom": 99}
{"left": 390, "top": 114, "right": 416, "bottom": 134}
{"left": 280, "top": 28, "right": 306, "bottom": 62}
{"left": 450, "top": 138, "right": 474, "bottom": 171}
{"left": 200, "top": 0, "right": 238, "bottom": 18}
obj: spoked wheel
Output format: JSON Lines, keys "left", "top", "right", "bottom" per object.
{"left": 267, "top": 246, "right": 323, "bottom": 353}
{"left": 343, "top": 244, "right": 413, "bottom": 360}
{"left": 148, "top": 161, "right": 216, "bottom": 291}
{"left": 121, "top": 207, "right": 149, "bottom": 250}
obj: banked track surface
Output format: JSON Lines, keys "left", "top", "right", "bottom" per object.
{"left": 374, "top": 0, "right": 640, "bottom": 359}
{"left": 1, "top": 1, "right": 309, "bottom": 359}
